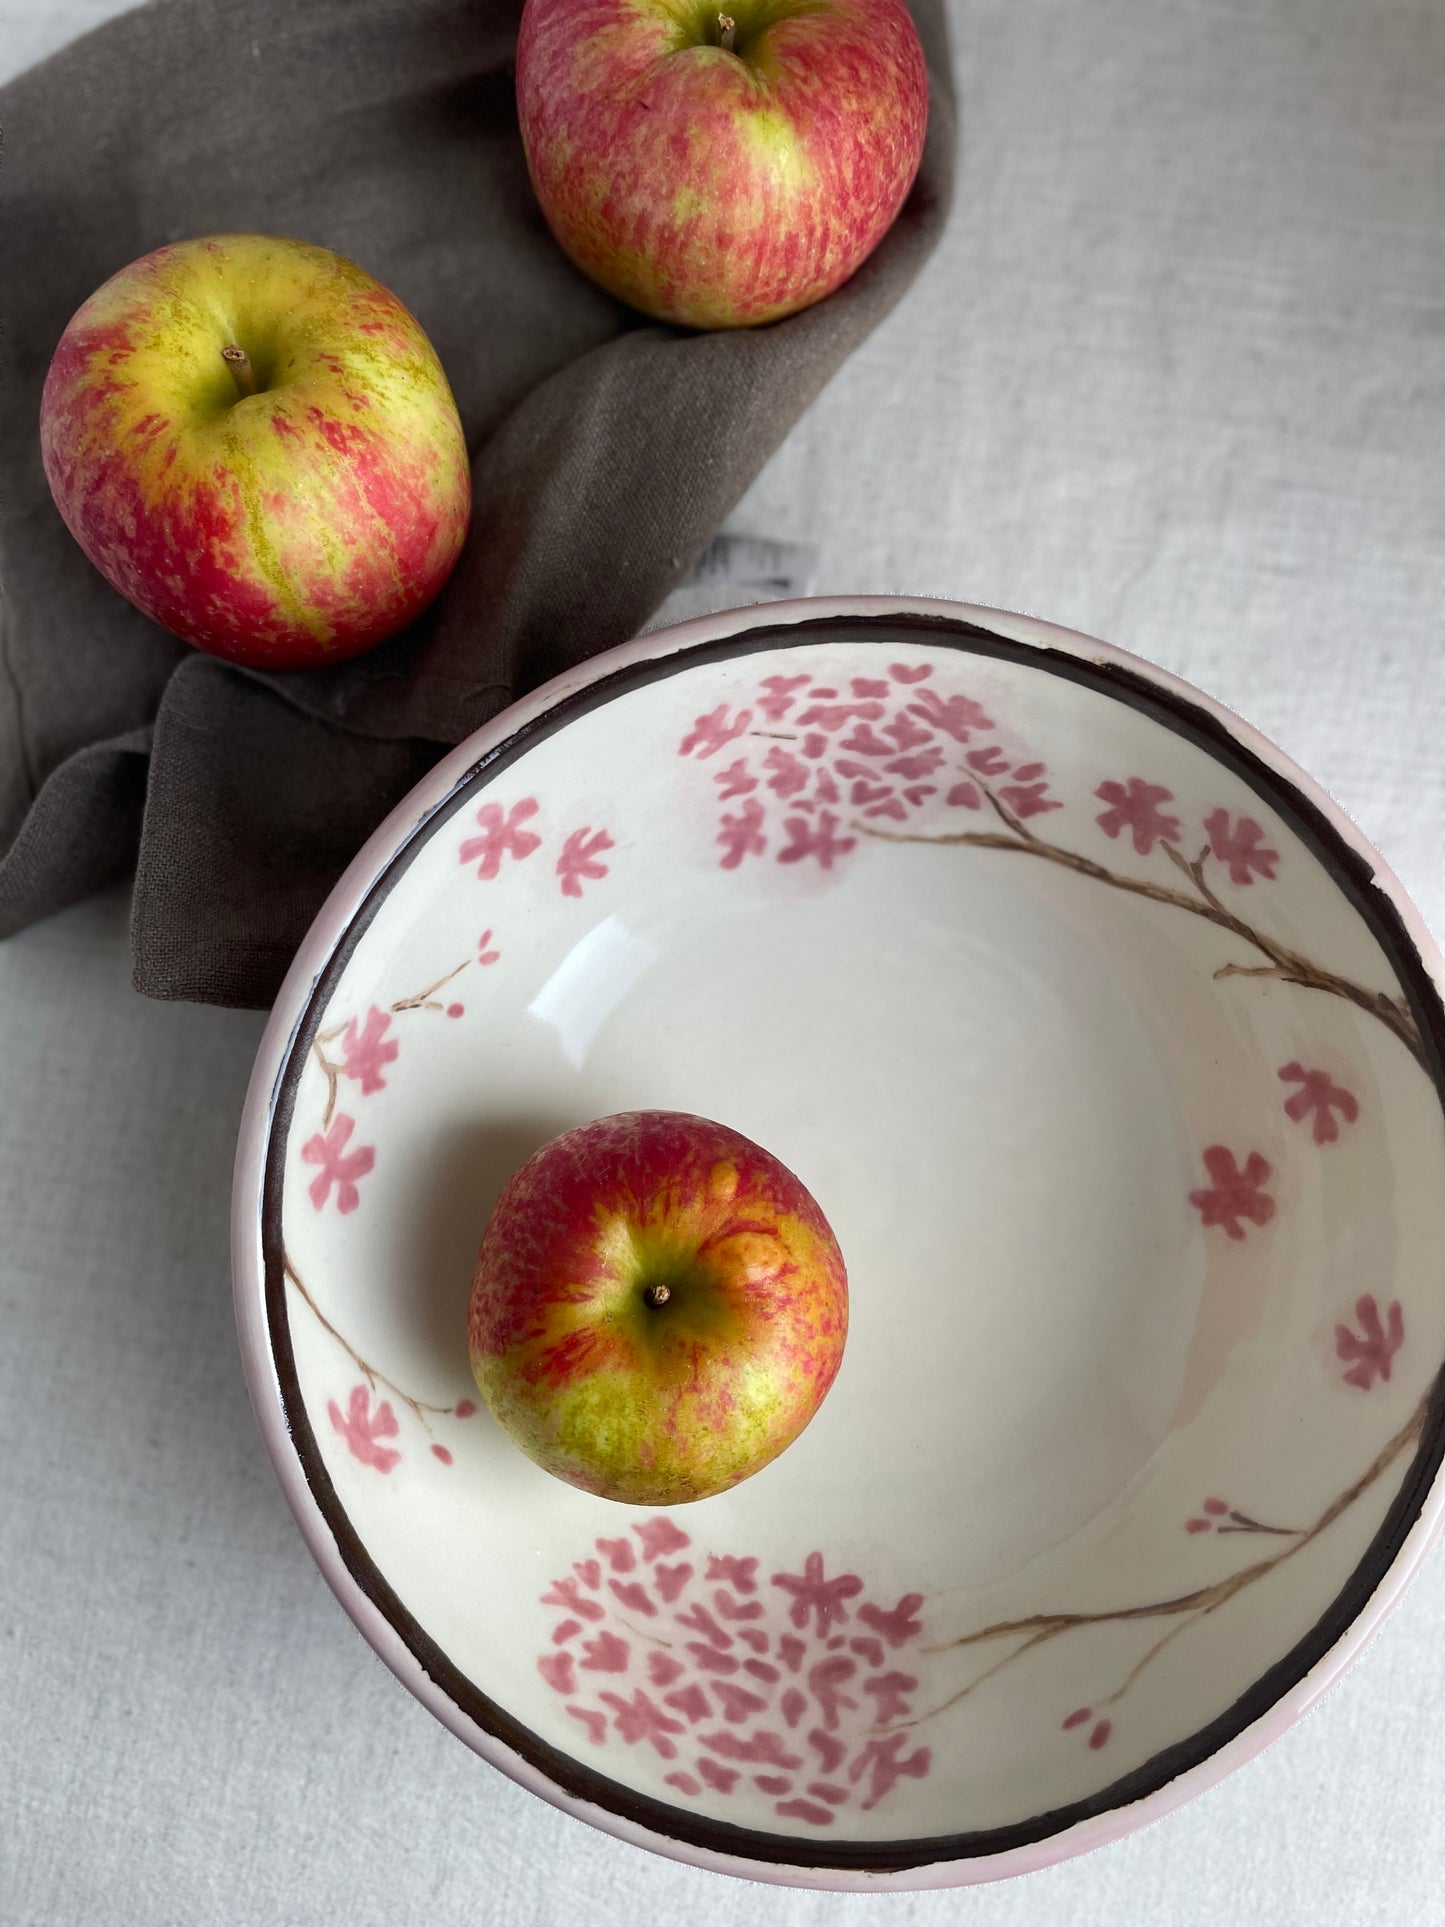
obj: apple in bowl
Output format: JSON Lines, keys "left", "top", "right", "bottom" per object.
{"left": 39, "top": 234, "right": 471, "bottom": 670}
{"left": 515, "top": 0, "right": 929, "bottom": 328}
{"left": 468, "top": 1112, "right": 848, "bottom": 1504}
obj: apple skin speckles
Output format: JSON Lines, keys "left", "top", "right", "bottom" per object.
{"left": 515, "top": 0, "right": 928, "bottom": 329}
{"left": 39, "top": 233, "right": 471, "bottom": 670}
{"left": 469, "top": 1111, "right": 848, "bottom": 1505}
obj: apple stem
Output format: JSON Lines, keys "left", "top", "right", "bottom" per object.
{"left": 643, "top": 1284, "right": 672, "bottom": 1308}
{"left": 221, "top": 343, "right": 258, "bottom": 399}
{"left": 717, "top": 12, "right": 736, "bottom": 51}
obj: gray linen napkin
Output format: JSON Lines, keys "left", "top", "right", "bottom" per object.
{"left": 0, "top": 0, "right": 954, "bottom": 1008}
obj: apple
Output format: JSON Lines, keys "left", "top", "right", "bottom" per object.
{"left": 39, "top": 234, "right": 471, "bottom": 670}
{"left": 515, "top": 0, "right": 928, "bottom": 329}
{"left": 468, "top": 1111, "right": 848, "bottom": 1504}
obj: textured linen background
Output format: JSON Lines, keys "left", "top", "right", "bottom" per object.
{"left": 3, "top": 0, "right": 1443, "bottom": 1922}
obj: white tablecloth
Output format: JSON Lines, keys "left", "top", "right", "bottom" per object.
{"left": 4, "top": 2, "right": 1444, "bottom": 1921}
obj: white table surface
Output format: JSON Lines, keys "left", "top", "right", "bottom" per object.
{"left": 4, "top": 2, "right": 1444, "bottom": 1922}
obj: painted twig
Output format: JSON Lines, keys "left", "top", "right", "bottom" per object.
{"left": 856, "top": 786, "right": 1423, "bottom": 1068}
{"left": 907, "top": 1378, "right": 1433, "bottom": 1729}
{"left": 283, "top": 1252, "right": 461, "bottom": 1431}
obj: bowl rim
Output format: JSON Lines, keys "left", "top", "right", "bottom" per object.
{"left": 232, "top": 595, "right": 1445, "bottom": 1891}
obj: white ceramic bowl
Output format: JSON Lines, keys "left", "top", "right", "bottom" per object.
{"left": 232, "top": 598, "right": 1445, "bottom": 1889}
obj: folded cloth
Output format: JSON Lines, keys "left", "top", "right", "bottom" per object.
{"left": 0, "top": 0, "right": 955, "bottom": 1008}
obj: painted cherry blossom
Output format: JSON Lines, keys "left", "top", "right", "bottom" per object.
{"left": 1184, "top": 1496, "right": 1297, "bottom": 1536}
{"left": 1204, "top": 809, "right": 1280, "bottom": 886}
{"left": 328, "top": 1384, "right": 401, "bottom": 1472}
{"left": 1335, "top": 1294, "right": 1405, "bottom": 1390}
{"left": 301, "top": 1114, "right": 375, "bottom": 1214}
{"left": 477, "top": 929, "right": 501, "bottom": 966}
{"left": 1279, "top": 1063, "right": 1359, "bottom": 1144}
{"left": 1061, "top": 1707, "right": 1112, "bottom": 1751}
{"left": 1189, "top": 1145, "right": 1275, "bottom": 1240}
{"left": 1094, "top": 778, "right": 1182, "bottom": 855}
{"left": 679, "top": 704, "right": 752, "bottom": 758}
{"left": 459, "top": 797, "right": 542, "bottom": 879}
{"left": 557, "top": 826, "right": 615, "bottom": 898}
{"left": 338, "top": 1006, "right": 398, "bottom": 1095}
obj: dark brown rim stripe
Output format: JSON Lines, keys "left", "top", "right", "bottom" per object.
{"left": 260, "top": 613, "right": 1445, "bottom": 1873}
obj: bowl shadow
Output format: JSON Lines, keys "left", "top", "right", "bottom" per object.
{"left": 394, "top": 1110, "right": 574, "bottom": 1404}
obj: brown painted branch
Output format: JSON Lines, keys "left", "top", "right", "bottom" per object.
{"left": 1099, "top": 1615, "right": 1197, "bottom": 1709}
{"left": 312, "top": 1043, "right": 342, "bottom": 1129}
{"left": 911, "top": 1380, "right": 1430, "bottom": 1724}
{"left": 391, "top": 960, "right": 468, "bottom": 1014}
{"left": 283, "top": 1253, "right": 455, "bottom": 1426}
{"left": 857, "top": 797, "right": 1424, "bottom": 1069}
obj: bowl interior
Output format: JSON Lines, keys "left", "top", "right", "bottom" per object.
{"left": 254, "top": 610, "right": 1445, "bottom": 1873}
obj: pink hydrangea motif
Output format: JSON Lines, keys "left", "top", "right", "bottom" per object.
{"left": 459, "top": 797, "right": 542, "bottom": 879}
{"left": 301, "top": 1114, "right": 375, "bottom": 1214}
{"left": 557, "top": 826, "right": 614, "bottom": 898}
{"left": 906, "top": 687, "right": 993, "bottom": 741}
{"left": 339, "top": 1006, "right": 398, "bottom": 1095}
{"left": 1094, "top": 778, "right": 1182, "bottom": 854}
{"left": 1204, "top": 809, "right": 1280, "bottom": 885}
{"left": 536, "top": 1526, "right": 930, "bottom": 1826}
{"left": 777, "top": 812, "right": 856, "bottom": 871}
{"left": 679, "top": 704, "right": 752, "bottom": 758}
{"left": 848, "top": 1733, "right": 933, "bottom": 1809}
{"left": 757, "top": 674, "right": 809, "bottom": 721}
{"left": 999, "top": 780, "right": 1062, "bottom": 820}
{"left": 771, "top": 1552, "right": 864, "bottom": 1636}
{"left": 1278, "top": 1063, "right": 1359, "bottom": 1144}
{"left": 714, "top": 759, "right": 757, "bottom": 799}
{"left": 794, "top": 699, "right": 885, "bottom": 731}
{"left": 633, "top": 1516, "right": 691, "bottom": 1560}
{"left": 599, "top": 1690, "right": 685, "bottom": 1759}
{"left": 1335, "top": 1295, "right": 1405, "bottom": 1390}
{"left": 763, "top": 747, "right": 810, "bottom": 798}
{"left": 1189, "top": 1145, "right": 1275, "bottom": 1240}
{"left": 717, "top": 798, "right": 767, "bottom": 870}
{"left": 857, "top": 1593, "right": 925, "bottom": 1648}
{"left": 327, "top": 1384, "right": 400, "bottom": 1472}
{"left": 681, "top": 660, "right": 1062, "bottom": 888}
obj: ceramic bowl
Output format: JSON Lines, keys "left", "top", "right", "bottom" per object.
{"left": 232, "top": 598, "right": 1445, "bottom": 1889}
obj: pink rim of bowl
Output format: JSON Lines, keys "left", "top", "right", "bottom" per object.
{"left": 232, "top": 596, "right": 1445, "bottom": 1890}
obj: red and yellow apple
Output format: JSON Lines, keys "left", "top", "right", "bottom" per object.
{"left": 468, "top": 1111, "right": 848, "bottom": 1503}
{"left": 515, "top": 0, "right": 928, "bottom": 329}
{"left": 40, "top": 234, "right": 471, "bottom": 670}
